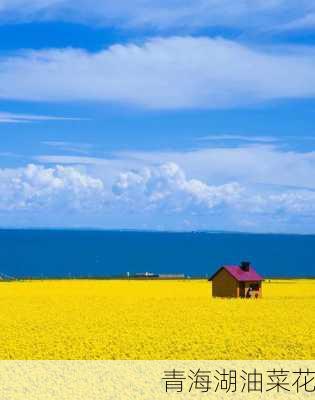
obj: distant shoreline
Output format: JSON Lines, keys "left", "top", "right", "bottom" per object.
{"left": 2, "top": 275, "right": 315, "bottom": 281}
{"left": 0, "top": 227, "right": 315, "bottom": 236}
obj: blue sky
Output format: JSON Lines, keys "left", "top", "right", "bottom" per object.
{"left": 1, "top": 0, "right": 315, "bottom": 233}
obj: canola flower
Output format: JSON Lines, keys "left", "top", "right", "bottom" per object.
{"left": 0, "top": 279, "right": 314, "bottom": 359}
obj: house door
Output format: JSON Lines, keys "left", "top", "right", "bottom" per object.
{"left": 240, "top": 282, "right": 245, "bottom": 298}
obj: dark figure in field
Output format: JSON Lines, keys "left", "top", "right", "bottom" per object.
{"left": 246, "top": 287, "right": 252, "bottom": 298}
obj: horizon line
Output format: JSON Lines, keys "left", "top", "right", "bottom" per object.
{"left": 0, "top": 227, "right": 314, "bottom": 236}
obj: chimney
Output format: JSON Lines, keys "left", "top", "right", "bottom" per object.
{"left": 240, "top": 261, "right": 251, "bottom": 271}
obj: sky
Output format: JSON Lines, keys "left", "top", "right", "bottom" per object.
{"left": 1, "top": 0, "right": 315, "bottom": 233}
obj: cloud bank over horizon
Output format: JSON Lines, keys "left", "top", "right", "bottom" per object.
{"left": 37, "top": 142, "right": 315, "bottom": 191}
{"left": 1, "top": 160, "right": 315, "bottom": 233}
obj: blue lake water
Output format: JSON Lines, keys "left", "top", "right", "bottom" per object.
{"left": 0, "top": 229, "right": 314, "bottom": 278}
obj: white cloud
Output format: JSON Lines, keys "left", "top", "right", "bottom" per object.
{"left": 1, "top": 161, "right": 315, "bottom": 232}
{"left": 276, "top": 13, "right": 315, "bottom": 31}
{"left": 0, "top": 111, "right": 81, "bottom": 123}
{"left": 2, "top": 37, "right": 315, "bottom": 109}
{"left": 199, "top": 135, "right": 278, "bottom": 143}
{"left": 36, "top": 143, "right": 315, "bottom": 191}
{"left": 0, "top": 0, "right": 313, "bottom": 31}
{"left": 113, "top": 145, "right": 315, "bottom": 190}
{"left": 111, "top": 162, "right": 315, "bottom": 220}
{"left": 0, "top": 164, "right": 105, "bottom": 211}
{"left": 245, "top": 191, "right": 315, "bottom": 216}
{"left": 112, "top": 162, "right": 243, "bottom": 212}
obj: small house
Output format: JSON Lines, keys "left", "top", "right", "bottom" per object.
{"left": 209, "top": 261, "right": 263, "bottom": 298}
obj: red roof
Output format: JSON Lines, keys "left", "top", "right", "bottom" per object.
{"left": 209, "top": 265, "right": 263, "bottom": 282}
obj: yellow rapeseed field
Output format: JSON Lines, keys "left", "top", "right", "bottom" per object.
{"left": 0, "top": 279, "right": 314, "bottom": 359}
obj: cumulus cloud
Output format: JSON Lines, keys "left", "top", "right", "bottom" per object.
{"left": 244, "top": 191, "right": 315, "bottom": 217}
{"left": 111, "top": 162, "right": 315, "bottom": 219}
{"left": 0, "top": 0, "right": 313, "bottom": 31}
{"left": 1, "top": 161, "right": 315, "bottom": 232}
{"left": 0, "top": 164, "right": 105, "bottom": 211}
{"left": 2, "top": 37, "right": 315, "bottom": 109}
{"left": 112, "top": 162, "right": 243, "bottom": 213}
{"left": 113, "top": 145, "right": 315, "bottom": 190}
